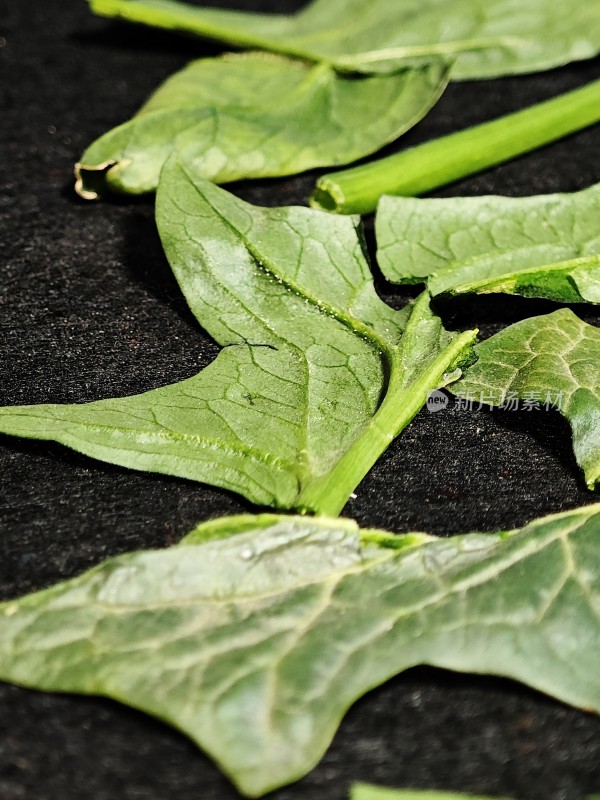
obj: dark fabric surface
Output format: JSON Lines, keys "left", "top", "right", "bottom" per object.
{"left": 1, "top": 1, "right": 600, "bottom": 798}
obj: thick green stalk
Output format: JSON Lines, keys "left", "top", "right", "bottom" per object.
{"left": 297, "top": 329, "right": 477, "bottom": 517}
{"left": 311, "top": 78, "right": 600, "bottom": 215}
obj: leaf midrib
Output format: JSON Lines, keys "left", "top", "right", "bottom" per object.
{"left": 192, "top": 177, "right": 394, "bottom": 360}
{"left": 183, "top": 169, "right": 399, "bottom": 491}
{"left": 439, "top": 253, "right": 600, "bottom": 295}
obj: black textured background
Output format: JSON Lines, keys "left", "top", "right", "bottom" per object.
{"left": 1, "top": 1, "right": 600, "bottom": 799}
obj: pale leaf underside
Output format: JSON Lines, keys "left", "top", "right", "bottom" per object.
{"left": 1, "top": 506, "right": 600, "bottom": 795}
{"left": 376, "top": 185, "right": 600, "bottom": 303}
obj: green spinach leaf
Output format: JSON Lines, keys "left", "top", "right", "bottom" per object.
{"left": 89, "top": 0, "right": 600, "bottom": 78}
{"left": 453, "top": 309, "right": 600, "bottom": 489}
{"left": 352, "top": 789, "right": 511, "bottom": 800}
{"left": 75, "top": 53, "right": 448, "bottom": 199}
{"left": 0, "top": 162, "right": 475, "bottom": 514}
{"left": 377, "top": 185, "right": 600, "bottom": 302}
{"left": 2, "top": 506, "right": 600, "bottom": 795}
{"left": 352, "top": 788, "right": 600, "bottom": 800}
